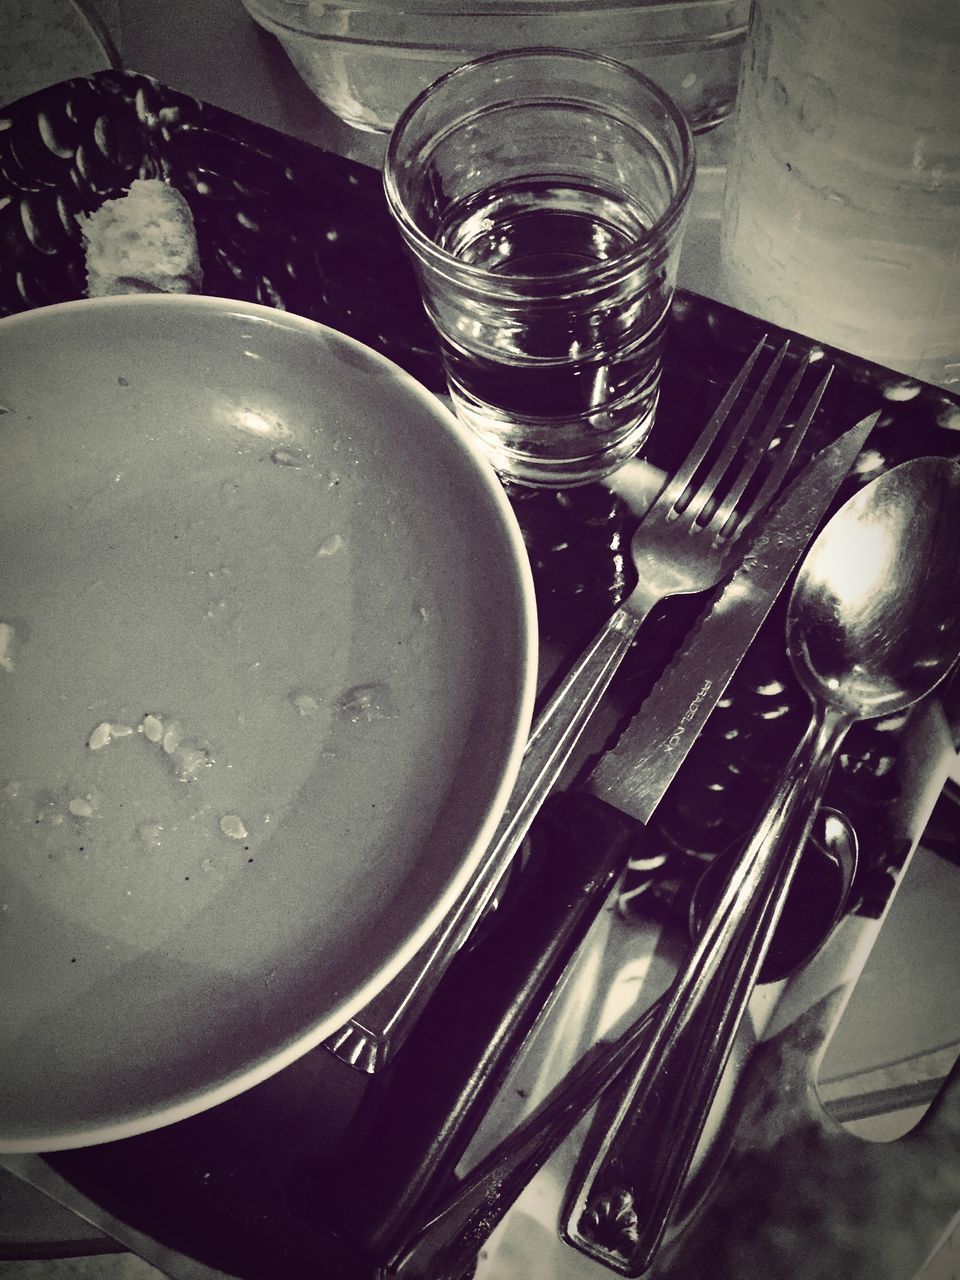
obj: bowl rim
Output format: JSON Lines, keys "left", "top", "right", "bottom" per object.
{"left": 244, "top": 0, "right": 748, "bottom": 18}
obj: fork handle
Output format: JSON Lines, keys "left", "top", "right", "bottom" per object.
{"left": 505, "top": 605, "right": 644, "bottom": 837}
{"left": 329, "top": 603, "right": 647, "bottom": 1070}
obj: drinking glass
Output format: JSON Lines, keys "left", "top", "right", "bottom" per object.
{"left": 383, "top": 47, "right": 695, "bottom": 488}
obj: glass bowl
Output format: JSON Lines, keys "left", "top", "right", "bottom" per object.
{"left": 240, "top": 0, "right": 749, "bottom": 135}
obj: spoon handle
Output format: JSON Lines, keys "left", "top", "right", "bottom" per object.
{"left": 560, "top": 702, "right": 853, "bottom": 1275}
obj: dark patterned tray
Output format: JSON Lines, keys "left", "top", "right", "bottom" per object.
{"left": 2, "top": 69, "right": 959, "bottom": 1278}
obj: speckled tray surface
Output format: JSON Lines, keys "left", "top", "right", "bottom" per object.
{"left": 2, "top": 69, "right": 959, "bottom": 1278}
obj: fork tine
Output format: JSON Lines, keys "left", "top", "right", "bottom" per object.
{"left": 661, "top": 335, "right": 768, "bottom": 510}
{"left": 703, "top": 350, "right": 810, "bottom": 533}
{"left": 683, "top": 339, "right": 790, "bottom": 524}
{"left": 714, "top": 362, "right": 834, "bottom": 543}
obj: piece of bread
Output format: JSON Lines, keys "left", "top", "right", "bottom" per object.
{"left": 80, "top": 178, "right": 203, "bottom": 297}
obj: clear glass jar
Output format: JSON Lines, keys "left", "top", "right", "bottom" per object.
{"left": 719, "top": 0, "right": 960, "bottom": 389}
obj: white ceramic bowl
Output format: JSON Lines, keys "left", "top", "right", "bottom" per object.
{"left": 241, "top": 0, "right": 749, "bottom": 135}
{"left": 0, "top": 294, "right": 537, "bottom": 1150}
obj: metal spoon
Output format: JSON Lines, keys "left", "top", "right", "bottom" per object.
{"left": 385, "top": 454, "right": 960, "bottom": 1280}
{"left": 561, "top": 453, "right": 960, "bottom": 1274}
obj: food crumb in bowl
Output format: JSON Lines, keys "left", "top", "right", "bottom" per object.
{"left": 220, "top": 814, "right": 249, "bottom": 840}
{"left": 291, "top": 691, "right": 322, "bottom": 717}
{"left": 169, "top": 740, "right": 213, "bottom": 782}
{"left": 315, "top": 533, "right": 344, "bottom": 558}
{"left": 91, "top": 712, "right": 214, "bottom": 782}
{"left": 338, "top": 681, "right": 394, "bottom": 724}
{"left": 138, "top": 715, "right": 213, "bottom": 782}
{"left": 138, "top": 822, "right": 164, "bottom": 849}
{"left": 271, "top": 446, "right": 310, "bottom": 468}
{"left": 87, "top": 721, "right": 135, "bottom": 750}
{"left": 0, "top": 622, "right": 17, "bottom": 672}
{"left": 88, "top": 721, "right": 113, "bottom": 750}
{"left": 140, "top": 714, "right": 164, "bottom": 743}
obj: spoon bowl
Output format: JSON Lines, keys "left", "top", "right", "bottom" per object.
{"left": 790, "top": 454, "right": 960, "bottom": 720}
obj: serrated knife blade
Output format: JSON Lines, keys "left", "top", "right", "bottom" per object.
{"left": 585, "top": 411, "right": 879, "bottom": 824}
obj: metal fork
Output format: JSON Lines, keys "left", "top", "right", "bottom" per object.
{"left": 327, "top": 337, "right": 831, "bottom": 1073}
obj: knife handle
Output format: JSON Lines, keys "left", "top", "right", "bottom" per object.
{"left": 319, "top": 792, "right": 639, "bottom": 1266}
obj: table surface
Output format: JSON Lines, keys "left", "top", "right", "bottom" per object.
{"left": 0, "top": 4, "right": 958, "bottom": 1277}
